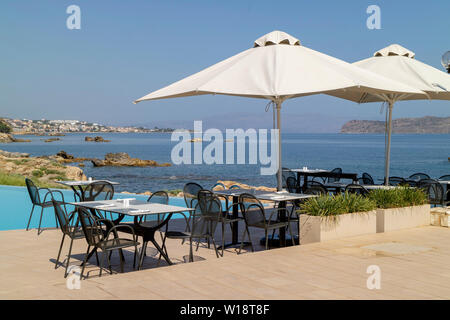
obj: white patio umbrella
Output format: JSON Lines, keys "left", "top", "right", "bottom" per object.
{"left": 134, "top": 31, "right": 424, "bottom": 190}
{"left": 348, "top": 44, "right": 450, "bottom": 185}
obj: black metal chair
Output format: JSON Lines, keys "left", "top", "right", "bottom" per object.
{"left": 304, "top": 185, "right": 327, "bottom": 196}
{"left": 418, "top": 179, "right": 448, "bottom": 207}
{"left": 78, "top": 207, "right": 139, "bottom": 279}
{"left": 182, "top": 182, "right": 203, "bottom": 240}
{"left": 160, "top": 194, "right": 221, "bottom": 262}
{"left": 345, "top": 184, "right": 369, "bottom": 196}
{"left": 286, "top": 176, "right": 299, "bottom": 194}
{"left": 197, "top": 190, "right": 242, "bottom": 257}
{"left": 83, "top": 181, "right": 120, "bottom": 223}
{"left": 52, "top": 199, "right": 95, "bottom": 277}
{"left": 229, "top": 184, "right": 241, "bottom": 190}
{"left": 282, "top": 168, "right": 296, "bottom": 189}
{"left": 211, "top": 182, "right": 226, "bottom": 191}
{"left": 327, "top": 168, "right": 342, "bottom": 183}
{"left": 439, "top": 175, "right": 450, "bottom": 181}
{"left": 387, "top": 176, "right": 407, "bottom": 186}
{"left": 360, "top": 172, "right": 375, "bottom": 185}
{"left": 238, "top": 193, "right": 294, "bottom": 251}
{"left": 25, "top": 178, "right": 66, "bottom": 235}
{"left": 409, "top": 173, "right": 430, "bottom": 181}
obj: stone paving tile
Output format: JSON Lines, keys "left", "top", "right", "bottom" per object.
{"left": 1, "top": 226, "right": 450, "bottom": 299}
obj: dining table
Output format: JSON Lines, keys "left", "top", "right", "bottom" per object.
{"left": 288, "top": 168, "right": 358, "bottom": 192}
{"left": 213, "top": 188, "right": 316, "bottom": 248}
{"left": 56, "top": 179, "right": 120, "bottom": 201}
{"left": 69, "top": 199, "right": 194, "bottom": 268}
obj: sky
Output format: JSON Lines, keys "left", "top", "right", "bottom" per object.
{"left": 0, "top": 0, "right": 449, "bottom": 132}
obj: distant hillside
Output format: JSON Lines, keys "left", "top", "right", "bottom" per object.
{"left": 341, "top": 116, "right": 450, "bottom": 134}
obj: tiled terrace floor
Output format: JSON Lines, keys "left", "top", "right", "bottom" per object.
{"left": 1, "top": 225, "right": 450, "bottom": 299}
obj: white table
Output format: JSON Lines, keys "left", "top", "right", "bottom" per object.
{"left": 70, "top": 199, "right": 193, "bottom": 266}
{"left": 213, "top": 189, "right": 316, "bottom": 247}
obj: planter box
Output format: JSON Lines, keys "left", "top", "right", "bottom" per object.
{"left": 376, "top": 204, "right": 430, "bottom": 233}
{"left": 440, "top": 211, "right": 450, "bottom": 227}
{"left": 299, "top": 211, "right": 377, "bottom": 244}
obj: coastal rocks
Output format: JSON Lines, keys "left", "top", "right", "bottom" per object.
{"left": 56, "top": 150, "right": 74, "bottom": 160}
{"left": 91, "top": 152, "right": 171, "bottom": 167}
{"left": 52, "top": 150, "right": 91, "bottom": 163}
{"left": 0, "top": 133, "right": 31, "bottom": 143}
{"left": 44, "top": 138, "right": 60, "bottom": 143}
{"left": 0, "top": 150, "right": 30, "bottom": 158}
{"left": 0, "top": 153, "right": 86, "bottom": 186}
{"left": 85, "top": 136, "right": 110, "bottom": 142}
{"left": 214, "top": 180, "right": 276, "bottom": 192}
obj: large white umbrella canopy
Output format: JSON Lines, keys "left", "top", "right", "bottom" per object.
{"left": 350, "top": 44, "right": 450, "bottom": 184}
{"left": 134, "top": 31, "right": 424, "bottom": 190}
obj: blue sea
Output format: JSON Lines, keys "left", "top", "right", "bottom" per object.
{"left": 1, "top": 132, "right": 449, "bottom": 193}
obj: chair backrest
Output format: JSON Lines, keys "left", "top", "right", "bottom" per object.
{"left": 141, "top": 191, "right": 169, "bottom": 225}
{"left": 84, "top": 181, "right": 114, "bottom": 202}
{"left": 409, "top": 173, "right": 430, "bottom": 181}
{"left": 419, "top": 180, "right": 444, "bottom": 205}
{"left": 211, "top": 182, "right": 226, "bottom": 191}
{"left": 327, "top": 168, "right": 342, "bottom": 183}
{"left": 238, "top": 193, "right": 266, "bottom": 227}
{"left": 309, "top": 180, "right": 327, "bottom": 190}
{"left": 282, "top": 168, "right": 296, "bottom": 188}
{"left": 77, "top": 207, "right": 104, "bottom": 247}
{"left": 190, "top": 192, "right": 221, "bottom": 238}
{"left": 304, "top": 186, "right": 327, "bottom": 196}
{"left": 183, "top": 182, "right": 203, "bottom": 209}
{"left": 286, "top": 176, "right": 298, "bottom": 193}
{"left": 25, "top": 178, "right": 41, "bottom": 205}
{"left": 52, "top": 199, "right": 71, "bottom": 235}
{"left": 361, "top": 173, "right": 375, "bottom": 185}
{"left": 147, "top": 191, "right": 169, "bottom": 205}
{"left": 439, "top": 175, "right": 450, "bottom": 181}
{"left": 388, "top": 176, "right": 406, "bottom": 186}
{"left": 229, "top": 184, "right": 241, "bottom": 190}
{"left": 345, "top": 184, "right": 369, "bottom": 196}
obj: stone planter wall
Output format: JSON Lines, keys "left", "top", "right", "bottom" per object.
{"left": 299, "top": 210, "right": 377, "bottom": 244}
{"left": 376, "top": 204, "right": 430, "bottom": 233}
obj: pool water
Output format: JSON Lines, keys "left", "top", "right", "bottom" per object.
{"left": 0, "top": 185, "right": 189, "bottom": 231}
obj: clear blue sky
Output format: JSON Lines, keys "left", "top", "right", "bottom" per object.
{"left": 1, "top": 0, "right": 449, "bottom": 130}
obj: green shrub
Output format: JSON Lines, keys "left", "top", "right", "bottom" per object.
{"left": 298, "top": 192, "right": 377, "bottom": 217}
{"left": 32, "top": 169, "right": 44, "bottom": 178}
{"left": 0, "top": 120, "right": 11, "bottom": 134}
{"left": 367, "top": 187, "right": 428, "bottom": 209}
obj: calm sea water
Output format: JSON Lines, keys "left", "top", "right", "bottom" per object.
{"left": 1, "top": 133, "right": 449, "bottom": 193}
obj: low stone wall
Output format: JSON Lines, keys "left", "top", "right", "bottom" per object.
{"left": 299, "top": 211, "right": 377, "bottom": 244}
{"left": 376, "top": 205, "right": 430, "bottom": 233}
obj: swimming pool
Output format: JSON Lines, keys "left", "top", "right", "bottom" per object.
{"left": 0, "top": 185, "right": 188, "bottom": 231}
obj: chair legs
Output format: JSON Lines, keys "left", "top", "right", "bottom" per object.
{"left": 37, "top": 206, "right": 44, "bottom": 235}
{"left": 26, "top": 204, "right": 35, "bottom": 231}
{"left": 55, "top": 233, "right": 66, "bottom": 269}
{"left": 80, "top": 245, "right": 91, "bottom": 279}
{"left": 239, "top": 225, "right": 253, "bottom": 253}
{"left": 64, "top": 237, "right": 74, "bottom": 278}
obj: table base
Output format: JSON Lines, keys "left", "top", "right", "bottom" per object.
{"left": 260, "top": 235, "right": 299, "bottom": 247}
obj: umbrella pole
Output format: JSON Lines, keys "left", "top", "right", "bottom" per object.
{"left": 276, "top": 101, "right": 282, "bottom": 191}
{"left": 384, "top": 101, "right": 394, "bottom": 186}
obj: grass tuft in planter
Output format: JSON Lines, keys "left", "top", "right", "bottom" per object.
{"left": 298, "top": 192, "right": 377, "bottom": 217}
{"left": 367, "top": 187, "right": 428, "bottom": 209}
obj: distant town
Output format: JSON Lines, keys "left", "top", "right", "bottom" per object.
{"left": 1, "top": 117, "right": 175, "bottom": 134}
